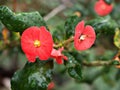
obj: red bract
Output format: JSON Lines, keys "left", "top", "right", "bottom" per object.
{"left": 94, "top": 0, "right": 113, "bottom": 16}
{"left": 21, "top": 26, "right": 53, "bottom": 62}
{"left": 47, "top": 82, "right": 55, "bottom": 90}
{"left": 51, "top": 47, "right": 68, "bottom": 64}
{"left": 74, "top": 20, "right": 96, "bottom": 51}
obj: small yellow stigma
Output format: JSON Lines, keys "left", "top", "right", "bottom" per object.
{"left": 34, "top": 40, "right": 41, "bottom": 48}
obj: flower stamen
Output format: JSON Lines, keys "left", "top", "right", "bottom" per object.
{"left": 79, "top": 35, "right": 87, "bottom": 41}
{"left": 34, "top": 40, "right": 41, "bottom": 48}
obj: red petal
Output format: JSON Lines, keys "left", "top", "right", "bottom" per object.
{"left": 47, "top": 82, "right": 55, "bottom": 90}
{"left": 83, "top": 25, "right": 96, "bottom": 39}
{"left": 74, "top": 21, "right": 85, "bottom": 45}
{"left": 26, "top": 54, "right": 36, "bottom": 62}
{"left": 39, "top": 26, "right": 53, "bottom": 48}
{"left": 74, "top": 21, "right": 85, "bottom": 50}
{"left": 51, "top": 49, "right": 58, "bottom": 57}
{"left": 21, "top": 39, "right": 36, "bottom": 54}
{"left": 51, "top": 48, "right": 62, "bottom": 57}
{"left": 56, "top": 57, "right": 63, "bottom": 64}
{"left": 21, "top": 26, "right": 40, "bottom": 41}
{"left": 36, "top": 26, "right": 53, "bottom": 60}
{"left": 39, "top": 26, "right": 53, "bottom": 45}
{"left": 62, "top": 55, "right": 68, "bottom": 60}
{"left": 37, "top": 46, "right": 51, "bottom": 60}
{"left": 50, "top": 48, "right": 67, "bottom": 64}
{"left": 75, "top": 20, "right": 85, "bottom": 36}
{"left": 58, "top": 47, "right": 64, "bottom": 52}
{"left": 94, "top": 0, "right": 113, "bottom": 16}
{"left": 21, "top": 26, "right": 41, "bottom": 55}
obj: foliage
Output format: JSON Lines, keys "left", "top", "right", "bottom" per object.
{"left": 11, "top": 59, "right": 53, "bottom": 90}
{"left": 64, "top": 52, "right": 82, "bottom": 81}
{"left": 0, "top": 6, "right": 46, "bottom": 33}
{"left": 65, "top": 15, "right": 82, "bottom": 38}
{"left": 86, "top": 16, "right": 118, "bottom": 36}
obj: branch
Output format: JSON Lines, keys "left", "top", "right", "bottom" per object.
{"left": 13, "top": 0, "right": 17, "bottom": 12}
{"left": 44, "top": 4, "right": 66, "bottom": 21}
{"left": 82, "top": 60, "right": 117, "bottom": 67}
{"left": 53, "top": 36, "right": 74, "bottom": 48}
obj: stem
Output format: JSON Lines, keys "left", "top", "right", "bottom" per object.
{"left": 53, "top": 36, "right": 74, "bottom": 48}
{"left": 82, "top": 60, "right": 115, "bottom": 67}
{"left": 44, "top": 4, "right": 66, "bottom": 21}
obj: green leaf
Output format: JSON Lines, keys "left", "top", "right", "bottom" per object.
{"left": 68, "top": 65, "right": 82, "bottom": 80}
{"left": 64, "top": 53, "right": 82, "bottom": 81}
{"left": 65, "top": 15, "right": 81, "bottom": 38}
{"left": 86, "top": 16, "right": 118, "bottom": 36}
{"left": 52, "top": 25, "right": 66, "bottom": 43}
{"left": 11, "top": 59, "right": 53, "bottom": 90}
{"left": 105, "top": 0, "right": 113, "bottom": 4}
{"left": 114, "top": 28, "right": 120, "bottom": 48}
{"left": 112, "top": 60, "right": 120, "bottom": 65}
{"left": 64, "top": 53, "right": 78, "bottom": 68}
{"left": 0, "top": 6, "right": 46, "bottom": 33}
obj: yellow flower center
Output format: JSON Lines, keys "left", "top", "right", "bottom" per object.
{"left": 34, "top": 40, "right": 41, "bottom": 48}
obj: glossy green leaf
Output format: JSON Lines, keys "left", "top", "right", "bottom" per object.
{"left": 65, "top": 15, "right": 81, "bottom": 38}
{"left": 64, "top": 53, "right": 78, "bottom": 68}
{"left": 0, "top": 6, "right": 46, "bottom": 33}
{"left": 86, "top": 16, "right": 118, "bottom": 36}
{"left": 105, "top": 0, "right": 113, "bottom": 4}
{"left": 64, "top": 53, "right": 82, "bottom": 81}
{"left": 68, "top": 65, "right": 82, "bottom": 80}
{"left": 112, "top": 60, "right": 120, "bottom": 65}
{"left": 114, "top": 28, "right": 120, "bottom": 49}
{"left": 11, "top": 59, "right": 53, "bottom": 90}
{"left": 52, "top": 25, "right": 66, "bottom": 43}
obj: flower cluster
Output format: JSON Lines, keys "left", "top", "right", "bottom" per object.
{"left": 94, "top": 0, "right": 113, "bottom": 16}
{"left": 21, "top": 21, "right": 96, "bottom": 64}
{"left": 20, "top": 0, "right": 114, "bottom": 64}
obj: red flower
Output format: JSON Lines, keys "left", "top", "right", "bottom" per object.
{"left": 21, "top": 26, "right": 53, "bottom": 62}
{"left": 51, "top": 47, "right": 68, "bottom": 64}
{"left": 74, "top": 20, "right": 96, "bottom": 51}
{"left": 94, "top": 0, "right": 113, "bottom": 16}
{"left": 47, "top": 82, "right": 55, "bottom": 90}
